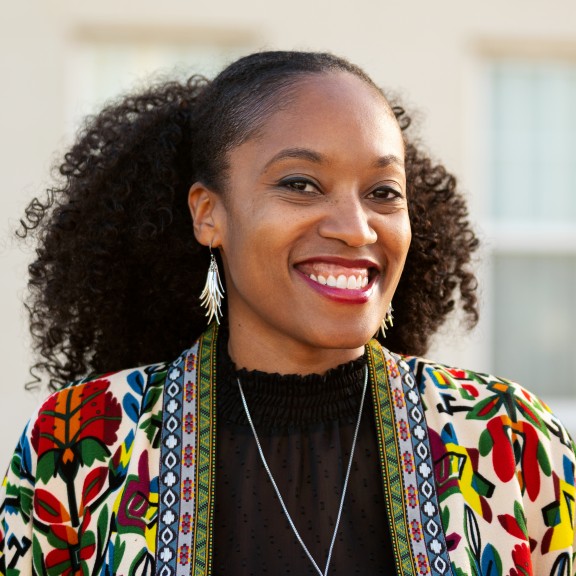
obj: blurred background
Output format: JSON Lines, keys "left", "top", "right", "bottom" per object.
{"left": 1, "top": 0, "right": 575, "bottom": 467}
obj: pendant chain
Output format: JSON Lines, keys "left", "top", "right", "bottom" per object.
{"left": 237, "top": 365, "right": 368, "bottom": 576}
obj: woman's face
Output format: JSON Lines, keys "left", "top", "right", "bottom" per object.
{"left": 196, "top": 72, "right": 411, "bottom": 367}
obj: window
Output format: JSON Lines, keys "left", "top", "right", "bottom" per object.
{"left": 487, "top": 58, "right": 576, "bottom": 431}
{"left": 65, "top": 30, "right": 255, "bottom": 132}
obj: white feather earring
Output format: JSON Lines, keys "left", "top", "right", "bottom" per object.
{"left": 380, "top": 303, "right": 394, "bottom": 338}
{"left": 200, "top": 246, "right": 225, "bottom": 325}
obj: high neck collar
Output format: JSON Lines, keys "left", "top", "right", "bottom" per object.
{"left": 217, "top": 332, "right": 367, "bottom": 432}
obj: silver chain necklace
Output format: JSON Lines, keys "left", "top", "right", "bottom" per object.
{"left": 237, "top": 365, "right": 368, "bottom": 576}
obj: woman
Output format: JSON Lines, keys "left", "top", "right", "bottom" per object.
{"left": 1, "top": 51, "right": 574, "bottom": 576}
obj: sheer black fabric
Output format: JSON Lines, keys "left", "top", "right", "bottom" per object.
{"left": 213, "top": 337, "right": 396, "bottom": 575}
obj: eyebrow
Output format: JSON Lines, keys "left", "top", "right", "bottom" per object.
{"left": 262, "top": 148, "right": 324, "bottom": 171}
{"left": 372, "top": 154, "right": 405, "bottom": 168}
{"left": 262, "top": 147, "right": 404, "bottom": 172}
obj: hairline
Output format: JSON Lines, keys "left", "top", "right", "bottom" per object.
{"left": 216, "top": 70, "right": 397, "bottom": 196}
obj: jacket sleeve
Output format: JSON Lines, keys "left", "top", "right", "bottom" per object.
{"left": 0, "top": 421, "right": 36, "bottom": 576}
{"left": 534, "top": 425, "right": 576, "bottom": 576}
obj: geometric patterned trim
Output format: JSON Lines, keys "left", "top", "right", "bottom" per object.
{"left": 156, "top": 324, "right": 218, "bottom": 576}
{"left": 156, "top": 342, "right": 199, "bottom": 576}
{"left": 191, "top": 324, "right": 218, "bottom": 576}
{"left": 177, "top": 344, "right": 200, "bottom": 576}
{"left": 392, "top": 353, "right": 453, "bottom": 575}
{"left": 367, "top": 340, "right": 454, "bottom": 576}
{"left": 368, "top": 339, "right": 417, "bottom": 574}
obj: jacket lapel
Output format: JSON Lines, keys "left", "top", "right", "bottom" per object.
{"left": 157, "top": 331, "right": 453, "bottom": 576}
{"left": 368, "top": 339, "right": 454, "bottom": 576}
{"left": 156, "top": 324, "right": 218, "bottom": 576}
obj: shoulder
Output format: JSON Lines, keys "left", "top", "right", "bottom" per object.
{"left": 404, "top": 355, "right": 559, "bottom": 424}
{"left": 402, "top": 354, "right": 576, "bottom": 468}
{"left": 34, "top": 360, "right": 170, "bottom": 427}
{"left": 4, "top": 358, "right": 172, "bottom": 511}
{"left": 0, "top": 359, "right": 175, "bottom": 574}
{"left": 60, "top": 359, "right": 171, "bottom": 400}
{"left": 26, "top": 359, "right": 171, "bottom": 481}
{"left": 396, "top": 357, "right": 576, "bottom": 569}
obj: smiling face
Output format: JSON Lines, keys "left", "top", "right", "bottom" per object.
{"left": 190, "top": 72, "right": 411, "bottom": 373}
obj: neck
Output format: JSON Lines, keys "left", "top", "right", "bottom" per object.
{"left": 226, "top": 320, "right": 365, "bottom": 375}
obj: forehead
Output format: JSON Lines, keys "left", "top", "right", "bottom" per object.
{"left": 285, "top": 71, "right": 394, "bottom": 123}
{"left": 238, "top": 72, "right": 404, "bottom": 165}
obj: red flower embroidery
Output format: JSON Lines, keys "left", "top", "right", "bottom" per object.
{"left": 31, "top": 379, "right": 122, "bottom": 483}
{"left": 44, "top": 522, "right": 95, "bottom": 576}
{"left": 508, "top": 543, "right": 533, "bottom": 576}
{"left": 485, "top": 416, "right": 549, "bottom": 501}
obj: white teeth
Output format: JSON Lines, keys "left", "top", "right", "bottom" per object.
{"left": 307, "top": 271, "right": 370, "bottom": 290}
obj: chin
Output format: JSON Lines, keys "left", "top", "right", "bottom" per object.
{"left": 304, "top": 323, "right": 378, "bottom": 351}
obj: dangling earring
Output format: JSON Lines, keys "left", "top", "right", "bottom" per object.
{"left": 380, "top": 303, "right": 394, "bottom": 338}
{"left": 200, "top": 245, "right": 225, "bottom": 325}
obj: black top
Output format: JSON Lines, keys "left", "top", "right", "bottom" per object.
{"left": 213, "top": 337, "right": 395, "bottom": 575}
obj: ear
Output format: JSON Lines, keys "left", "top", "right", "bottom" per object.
{"left": 188, "top": 181, "right": 225, "bottom": 248}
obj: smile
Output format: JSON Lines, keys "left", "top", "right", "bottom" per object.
{"left": 295, "top": 258, "right": 379, "bottom": 303}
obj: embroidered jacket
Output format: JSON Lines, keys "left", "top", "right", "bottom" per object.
{"left": 1, "top": 325, "right": 575, "bottom": 575}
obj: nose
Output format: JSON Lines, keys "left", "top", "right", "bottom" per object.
{"left": 317, "top": 195, "right": 377, "bottom": 247}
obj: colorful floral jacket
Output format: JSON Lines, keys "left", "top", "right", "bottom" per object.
{"left": 1, "top": 325, "right": 575, "bottom": 575}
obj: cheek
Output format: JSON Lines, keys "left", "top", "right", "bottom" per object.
{"left": 228, "top": 199, "right": 303, "bottom": 252}
{"left": 400, "top": 218, "right": 412, "bottom": 254}
{"left": 221, "top": 209, "right": 286, "bottom": 282}
{"left": 381, "top": 213, "right": 412, "bottom": 259}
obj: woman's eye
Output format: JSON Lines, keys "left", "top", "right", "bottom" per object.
{"left": 369, "top": 187, "right": 402, "bottom": 200}
{"left": 280, "top": 178, "right": 318, "bottom": 193}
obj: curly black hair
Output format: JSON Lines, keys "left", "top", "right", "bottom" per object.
{"left": 18, "top": 51, "right": 479, "bottom": 390}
